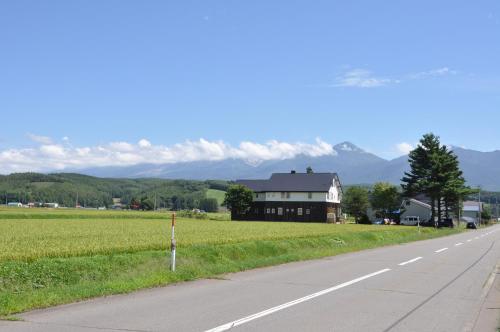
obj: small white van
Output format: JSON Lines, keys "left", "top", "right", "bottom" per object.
{"left": 401, "top": 216, "right": 420, "bottom": 226}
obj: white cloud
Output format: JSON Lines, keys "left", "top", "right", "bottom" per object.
{"left": 331, "top": 66, "right": 456, "bottom": 89}
{"left": 409, "top": 67, "right": 457, "bottom": 79}
{"left": 138, "top": 139, "right": 152, "bottom": 148}
{"left": 0, "top": 138, "right": 336, "bottom": 174}
{"left": 333, "top": 69, "right": 395, "bottom": 88}
{"left": 27, "top": 133, "right": 53, "bottom": 145}
{"left": 396, "top": 142, "right": 414, "bottom": 155}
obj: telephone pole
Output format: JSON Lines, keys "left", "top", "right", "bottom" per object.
{"left": 478, "top": 186, "right": 482, "bottom": 227}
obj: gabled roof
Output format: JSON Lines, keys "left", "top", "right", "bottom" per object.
{"left": 405, "top": 198, "right": 431, "bottom": 209}
{"left": 236, "top": 172, "right": 341, "bottom": 192}
{"left": 235, "top": 179, "right": 269, "bottom": 192}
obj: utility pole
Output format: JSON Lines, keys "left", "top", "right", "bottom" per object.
{"left": 75, "top": 192, "right": 79, "bottom": 208}
{"left": 478, "top": 186, "right": 482, "bottom": 227}
{"left": 495, "top": 194, "right": 498, "bottom": 222}
{"left": 154, "top": 192, "right": 157, "bottom": 211}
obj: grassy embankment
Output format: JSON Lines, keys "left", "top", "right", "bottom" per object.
{"left": 0, "top": 207, "right": 463, "bottom": 317}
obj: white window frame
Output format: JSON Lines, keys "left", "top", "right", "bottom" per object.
{"left": 277, "top": 207, "right": 283, "bottom": 216}
{"left": 298, "top": 208, "right": 303, "bottom": 216}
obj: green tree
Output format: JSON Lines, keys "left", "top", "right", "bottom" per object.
{"left": 306, "top": 166, "right": 314, "bottom": 174}
{"left": 140, "top": 197, "right": 154, "bottom": 211}
{"left": 342, "top": 186, "right": 369, "bottom": 223}
{"left": 402, "top": 133, "right": 469, "bottom": 225}
{"left": 223, "top": 185, "right": 254, "bottom": 216}
{"left": 482, "top": 205, "right": 492, "bottom": 221}
{"left": 199, "top": 198, "right": 219, "bottom": 212}
{"left": 370, "top": 182, "right": 401, "bottom": 220}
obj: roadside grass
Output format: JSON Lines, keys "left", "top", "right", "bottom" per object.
{"left": 0, "top": 209, "right": 464, "bottom": 316}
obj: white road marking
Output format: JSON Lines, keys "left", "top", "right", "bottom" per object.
{"left": 455, "top": 242, "right": 464, "bottom": 246}
{"left": 435, "top": 248, "right": 448, "bottom": 253}
{"left": 467, "top": 239, "right": 473, "bottom": 242}
{"left": 398, "top": 257, "right": 423, "bottom": 266}
{"left": 474, "top": 237, "right": 480, "bottom": 240}
{"left": 204, "top": 269, "right": 391, "bottom": 332}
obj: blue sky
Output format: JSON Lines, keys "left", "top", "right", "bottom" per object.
{"left": 0, "top": 1, "right": 499, "bottom": 172}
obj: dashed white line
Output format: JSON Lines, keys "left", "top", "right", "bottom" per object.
{"left": 435, "top": 248, "right": 449, "bottom": 253}
{"left": 474, "top": 237, "right": 480, "bottom": 240}
{"left": 204, "top": 268, "right": 392, "bottom": 332}
{"left": 399, "top": 257, "right": 423, "bottom": 266}
{"left": 467, "top": 239, "right": 473, "bottom": 242}
{"left": 455, "top": 242, "right": 464, "bottom": 246}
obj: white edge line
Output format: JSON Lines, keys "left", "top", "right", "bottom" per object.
{"left": 398, "top": 257, "right": 423, "bottom": 266}
{"left": 204, "top": 268, "right": 391, "bottom": 332}
{"left": 455, "top": 242, "right": 464, "bottom": 246}
{"left": 435, "top": 247, "right": 449, "bottom": 253}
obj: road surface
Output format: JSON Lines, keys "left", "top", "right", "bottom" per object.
{"left": 2, "top": 225, "right": 500, "bottom": 332}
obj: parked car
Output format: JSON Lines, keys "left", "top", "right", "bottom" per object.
{"left": 438, "top": 218, "right": 454, "bottom": 228}
{"left": 401, "top": 216, "right": 420, "bottom": 226}
{"left": 466, "top": 222, "right": 478, "bottom": 229}
{"left": 372, "top": 218, "right": 384, "bottom": 225}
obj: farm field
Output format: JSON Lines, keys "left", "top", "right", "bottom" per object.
{"left": 206, "top": 188, "right": 226, "bottom": 205}
{"left": 0, "top": 207, "right": 463, "bottom": 317}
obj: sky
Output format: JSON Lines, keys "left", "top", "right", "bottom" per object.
{"left": 1, "top": 1, "right": 499, "bottom": 173}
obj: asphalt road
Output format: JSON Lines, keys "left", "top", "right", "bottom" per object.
{"left": 2, "top": 225, "right": 500, "bottom": 332}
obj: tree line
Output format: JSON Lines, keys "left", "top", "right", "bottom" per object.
{"left": 0, "top": 173, "right": 228, "bottom": 212}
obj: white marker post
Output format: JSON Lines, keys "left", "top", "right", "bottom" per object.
{"left": 170, "top": 213, "right": 176, "bottom": 272}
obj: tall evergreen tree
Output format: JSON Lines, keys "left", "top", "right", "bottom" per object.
{"left": 401, "top": 133, "right": 469, "bottom": 226}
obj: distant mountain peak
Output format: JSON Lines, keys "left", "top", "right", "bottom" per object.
{"left": 334, "top": 141, "right": 364, "bottom": 153}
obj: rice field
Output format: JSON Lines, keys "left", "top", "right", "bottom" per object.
{"left": 0, "top": 209, "right": 421, "bottom": 261}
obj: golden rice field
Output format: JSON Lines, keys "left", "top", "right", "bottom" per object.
{"left": 0, "top": 207, "right": 430, "bottom": 262}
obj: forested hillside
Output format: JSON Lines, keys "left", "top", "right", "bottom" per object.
{"left": 0, "top": 173, "right": 229, "bottom": 209}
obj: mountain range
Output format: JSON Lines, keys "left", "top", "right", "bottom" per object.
{"left": 78, "top": 142, "right": 500, "bottom": 191}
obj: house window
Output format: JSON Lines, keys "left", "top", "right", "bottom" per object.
{"left": 272, "top": 208, "right": 275, "bottom": 214}
{"left": 277, "top": 207, "right": 283, "bottom": 216}
{"left": 281, "top": 192, "right": 286, "bottom": 199}
{"left": 306, "top": 209, "right": 311, "bottom": 215}
{"left": 291, "top": 208, "right": 295, "bottom": 213}
{"left": 298, "top": 208, "right": 303, "bottom": 216}
{"left": 286, "top": 192, "right": 291, "bottom": 199}
{"left": 286, "top": 208, "right": 289, "bottom": 213}
{"left": 266, "top": 208, "right": 271, "bottom": 214}
{"left": 255, "top": 208, "right": 259, "bottom": 214}
{"left": 308, "top": 192, "right": 312, "bottom": 199}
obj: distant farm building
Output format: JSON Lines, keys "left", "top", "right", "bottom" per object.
{"left": 43, "top": 203, "right": 59, "bottom": 208}
{"left": 234, "top": 172, "right": 343, "bottom": 223}
{"left": 400, "top": 198, "right": 432, "bottom": 223}
{"left": 7, "top": 202, "right": 22, "bottom": 207}
{"left": 462, "top": 201, "right": 483, "bottom": 223}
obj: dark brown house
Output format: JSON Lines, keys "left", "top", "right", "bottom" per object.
{"left": 233, "top": 172, "right": 343, "bottom": 223}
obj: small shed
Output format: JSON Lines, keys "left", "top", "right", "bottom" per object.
{"left": 7, "top": 202, "right": 22, "bottom": 207}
